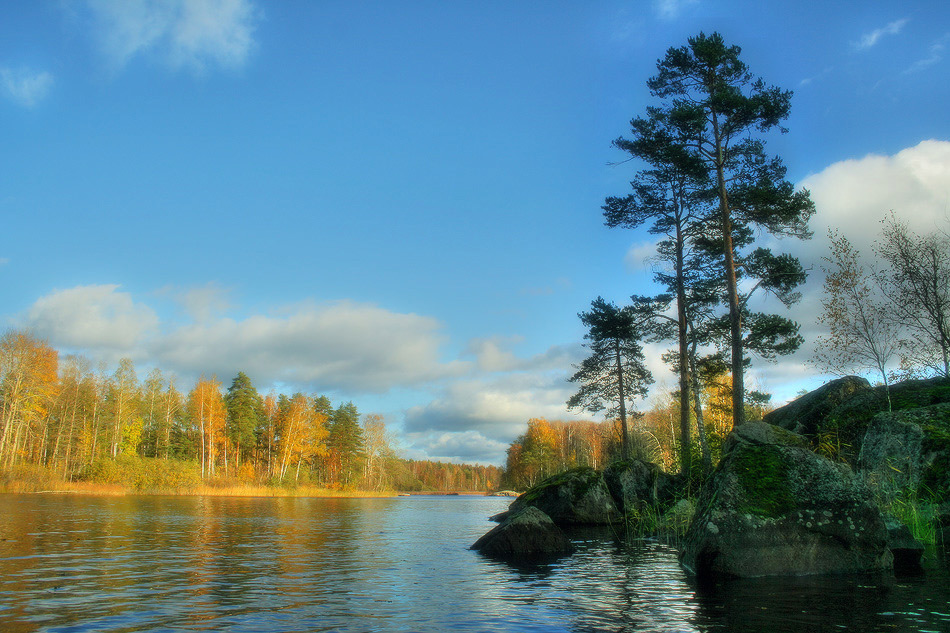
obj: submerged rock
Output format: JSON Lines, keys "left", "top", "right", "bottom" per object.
{"left": 471, "top": 506, "right": 573, "bottom": 558}
{"left": 504, "top": 467, "right": 620, "bottom": 526}
{"left": 680, "top": 421, "right": 892, "bottom": 578}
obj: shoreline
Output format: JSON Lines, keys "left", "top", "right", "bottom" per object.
{"left": 0, "top": 481, "right": 505, "bottom": 498}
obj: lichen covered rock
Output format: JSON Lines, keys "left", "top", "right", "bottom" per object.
{"left": 680, "top": 421, "right": 892, "bottom": 578}
{"left": 858, "top": 404, "right": 950, "bottom": 500}
{"left": 505, "top": 467, "right": 620, "bottom": 526}
{"left": 471, "top": 506, "right": 574, "bottom": 558}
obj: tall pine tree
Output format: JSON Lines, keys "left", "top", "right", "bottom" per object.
{"left": 645, "top": 32, "right": 814, "bottom": 426}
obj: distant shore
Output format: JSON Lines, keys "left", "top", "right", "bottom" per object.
{"left": 0, "top": 480, "right": 513, "bottom": 498}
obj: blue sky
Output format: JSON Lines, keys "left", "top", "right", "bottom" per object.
{"left": 2, "top": 0, "right": 949, "bottom": 465}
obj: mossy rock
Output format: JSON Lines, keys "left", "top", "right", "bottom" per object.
{"left": 764, "top": 375, "right": 870, "bottom": 437}
{"left": 771, "top": 377, "right": 950, "bottom": 465}
{"left": 602, "top": 459, "right": 679, "bottom": 514}
{"left": 507, "top": 467, "right": 620, "bottom": 526}
{"left": 731, "top": 446, "right": 797, "bottom": 517}
{"left": 680, "top": 424, "right": 891, "bottom": 578}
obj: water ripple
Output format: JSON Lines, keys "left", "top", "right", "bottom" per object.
{"left": 0, "top": 494, "right": 948, "bottom": 632}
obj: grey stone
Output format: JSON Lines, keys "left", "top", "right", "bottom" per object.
{"left": 471, "top": 506, "right": 574, "bottom": 558}
{"left": 603, "top": 459, "right": 678, "bottom": 514}
{"left": 680, "top": 422, "right": 892, "bottom": 578}
{"left": 505, "top": 467, "right": 620, "bottom": 526}
{"left": 884, "top": 517, "right": 925, "bottom": 570}
{"left": 763, "top": 375, "right": 870, "bottom": 436}
{"left": 858, "top": 403, "right": 950, "bottom": 502}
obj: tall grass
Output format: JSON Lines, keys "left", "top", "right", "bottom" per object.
{"left": 618, "top": 498, "right": 695, "bottom": 546}
{"left": 887, "top": 493, "right": 940, "bottom": 545}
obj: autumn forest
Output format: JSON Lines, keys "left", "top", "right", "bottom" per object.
{"left": 0, "top": 330, "right": 501, "bottom": 494}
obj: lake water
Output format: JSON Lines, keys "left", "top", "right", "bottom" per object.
{"left": 1, "top": 493, "right": 948, "bottom": 632}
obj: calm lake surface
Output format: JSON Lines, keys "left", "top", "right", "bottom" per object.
{"left": 1, "top": 494, "right": 948, "bottom": 632}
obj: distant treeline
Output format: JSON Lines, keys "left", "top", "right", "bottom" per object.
{"left": 0, "top": 330, "right": 500, "bottom": 492}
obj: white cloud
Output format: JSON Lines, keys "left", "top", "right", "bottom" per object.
{"left": 158, "top": 282, "right": 232, "bottom": 322}
{"left": 404, "top": 371, "right": 588, "bottom": 441}
{"left": 800, "top": 140, "right": 950, "bottom": 252}
{"left": 26, "top": 284, "right": 159, "bottom": 353}
{"left": 462, "top": 337, "right": 579, "bottom": 374}
{"left": 906, "top": 33, "right": 949, "bottom": 73}
{"left": 755, "top": 140, "right": 950, "bottom": 401}
{"left": 625, "top": 240, "right": 658, "bottom": 272}
{"left": 83, "top": 0, "right": 258, "bottom": 73}
{"left": 654, "top": 0, "right": 699, "bottom": 21}
{"left": 854, "top": 18, "right": 909, "bottom": 51}
{"left": 150, "top": 300, "right": 464, "bottom": 392}
{"left": 22, "top": 287, "right": 464, "bottom": 393}
{"left": 402, "top": 430, "right": 510, "bottom": 465}
{"left": 0, "top": 67, "right": 53, "bottom": 107}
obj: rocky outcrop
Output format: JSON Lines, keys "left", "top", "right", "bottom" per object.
{"left": 603, "top": 460, "right": 678, "bottom": 514}
{"left": 680, "top": 421, "right": 892, "bottom": 578}
{"left": 764, "top": 376, "right": 950, "bottom": 466}
{"left": 471, "top": 506, "right": 574, "bottom": 558}
{"left": 763, "top": 375, "right": 870, "bottom": 437}
{"left": 858, "top": 403, "right": 950, "bottom": 502}
{"left": 503, "top": 467, "right": 621, "bottom": 526}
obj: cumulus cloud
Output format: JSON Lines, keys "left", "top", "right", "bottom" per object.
{"left": 800, "top": 140, "right": 950, "bottom": 252}
{"left": 462, "top": 337, "right": 579, "bottom": 374}
{"left": 158, "top": 282, "right": 233, "bottom": 322}
{"left": 404, "top": 369, "right": 589, "bottom": 444}
{"left": 150, "top": 300, "right": 465, "bottom": 392}
{"left": 0, "top": 67, "right": 53, "bottom": 107}
{"left": 22, "top": 286, "right": 465, "bottom": 394}
{"left": 402, "top": 430, "right": 510, "bottom": 465}
{"left": 753, "top": 140, "right": 950, "bottom": 405}
{"left": 83, "top": 0, "right": 258, "bottom": 73}
{"left": 26, "top": 284, "right": 159, "bottom": 353}
{"left": 854, "top": 18, "right": 909, "bottom": 51}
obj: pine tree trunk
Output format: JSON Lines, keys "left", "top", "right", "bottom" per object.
{"left": 614, "top": 341, "right": 629, "bottom": 461}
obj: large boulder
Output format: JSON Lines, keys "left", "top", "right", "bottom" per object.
{"left": 505, "top": 467, "right": 620, "bottom": 526}
{"left": 858, "top": 403, "right": 950, "bottom": 502}
{"left": 603, "top": 459, "right": 679, "bottom": 514}
{"left": 680, "top": 421, "right": 892, "bottom": 578}
{"left": 766, "top": 376, "right": 950, "bottom": 465}
{"left": 763, "top": 375, "right": 870, "bottom": 437}
{"left": 822, "top": 377, "right": 950, "bottom": 463}
{"left": 471, "top": 506, "right": 574, "bottom": 558}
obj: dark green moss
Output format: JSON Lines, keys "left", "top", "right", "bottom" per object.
{"left": 825, "top": 378, "right": 950, "bottom": 464}
{"left": 731, "top": 446, "right": 797, "bottom": 518}
{"left": 521, "top": 467, "right": 599, "bottom": 505}
{"left": 769, "top": 425, "right": 812, "bottom": 450}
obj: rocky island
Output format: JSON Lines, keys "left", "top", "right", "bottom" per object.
{"left": 473, "top": 376, "right": 950, "bottom": 578}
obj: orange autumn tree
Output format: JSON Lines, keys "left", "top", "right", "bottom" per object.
{"left": 188, "top": 376, "right": 226, "bottom": 478}
{"left": 0, "top": 330, "right": 59, "bottom": 468}
{"left": 276, "top": 393, "right": 329, "bottom": 482}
